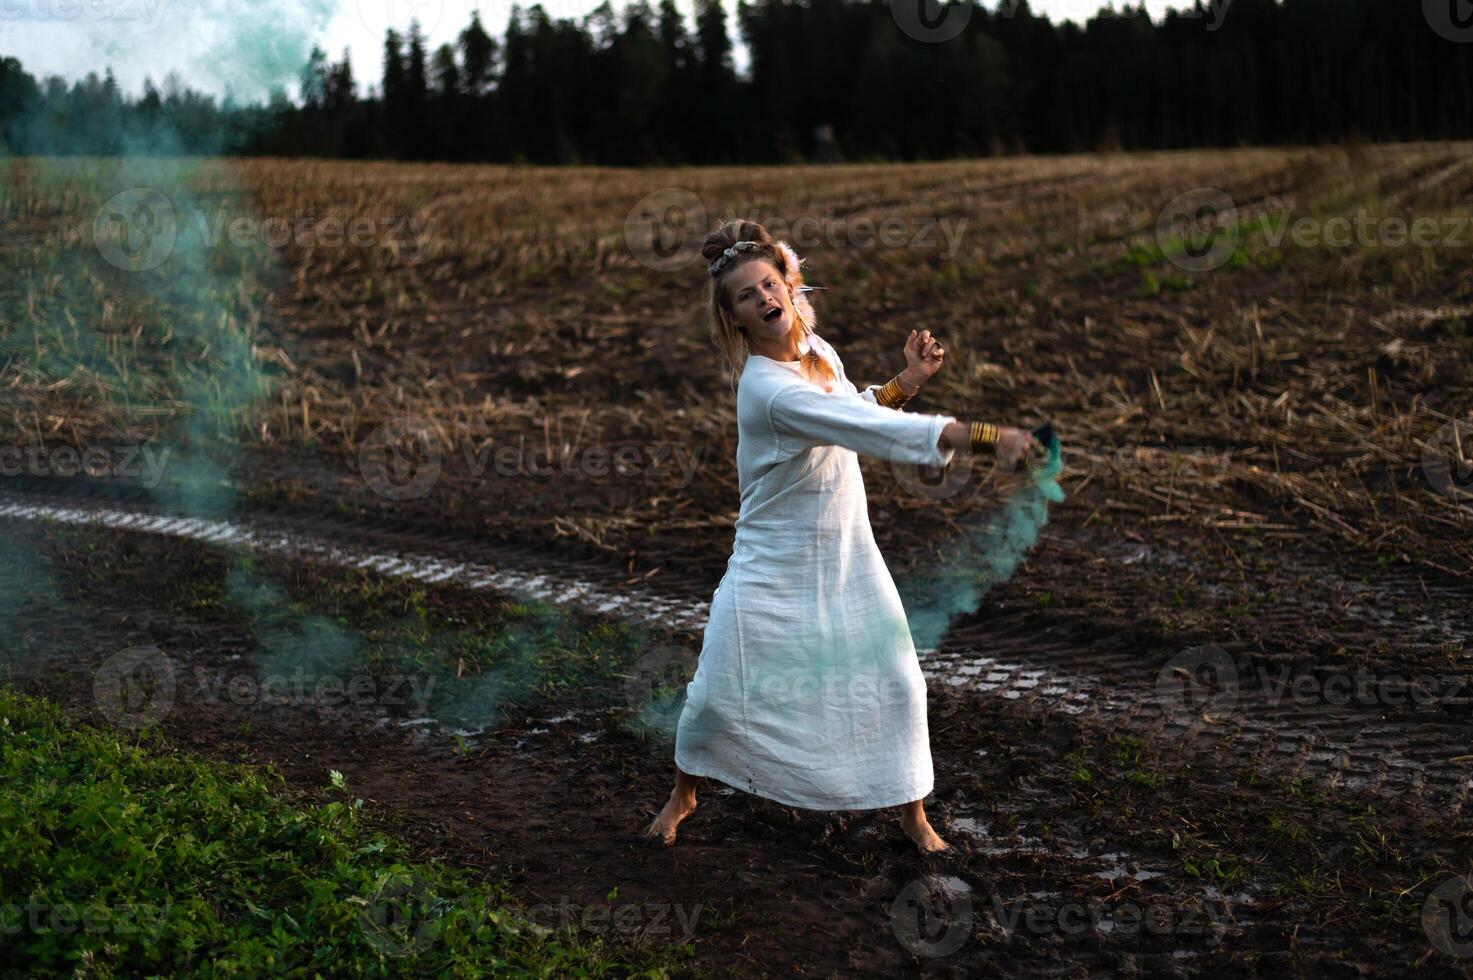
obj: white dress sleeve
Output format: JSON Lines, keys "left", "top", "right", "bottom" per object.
{"left": 767, "top": 382, "right": 956, "bottom": 469}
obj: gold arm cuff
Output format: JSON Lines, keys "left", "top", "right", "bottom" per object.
{"left": 876, "top": 375, "right": 914, "bottom": 409}
{"left": 969, "top": 422, "right": 1000, "bottom": 450}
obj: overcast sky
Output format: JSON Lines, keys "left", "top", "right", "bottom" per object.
{"left": 2, "top": 0, "right": 1184, "bottom": 103}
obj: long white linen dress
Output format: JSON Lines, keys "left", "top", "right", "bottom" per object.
{"left": 673, "top": 331, "right": 958, "bottom": 810}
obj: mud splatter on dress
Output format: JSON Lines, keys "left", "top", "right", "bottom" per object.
{"left": 674, "top": 331, "right": 958, "bottom": 810}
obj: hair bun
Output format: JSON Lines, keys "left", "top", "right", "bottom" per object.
{"left": 701, "top": 219, "right": 774, "bottom": 266}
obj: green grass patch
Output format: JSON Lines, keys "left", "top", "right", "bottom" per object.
{"left": 0, "top": 688, "right": 683, "bottom": 978}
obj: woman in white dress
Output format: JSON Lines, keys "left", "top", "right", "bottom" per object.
{"left": 643, "top": 220, "right": 1041, "bottom": 854}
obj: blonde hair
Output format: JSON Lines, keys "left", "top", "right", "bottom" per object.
{"left": 702, "top": 219, "right": 835, "bottom": 397}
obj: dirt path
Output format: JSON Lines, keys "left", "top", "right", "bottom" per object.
{"left": 4, "top": 494, "right": 1473, "bottom": 975}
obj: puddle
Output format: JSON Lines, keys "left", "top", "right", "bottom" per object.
{"left": 933, "top": 875, "right": 972, "bottom": 895}
{"left": 1095, "top": 864, "right": 1165, "bottom": 882}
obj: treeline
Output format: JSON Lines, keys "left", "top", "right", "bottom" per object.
{"left": 2, "top": 0, "right": 1471, "bottom": 164}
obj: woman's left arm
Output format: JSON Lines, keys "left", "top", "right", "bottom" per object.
{"left": 862, "top": 329, "right": 945, "bottom": 409}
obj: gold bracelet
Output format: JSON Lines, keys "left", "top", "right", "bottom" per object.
{"left": 876, "top": 375, "right": 915, "bottom": 409}
{"left": 969, "top": 422, "right": 1000, "bottom": 450}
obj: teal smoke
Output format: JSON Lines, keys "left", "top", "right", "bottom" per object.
{"left": 904, "top": 436, "right": 1066, "bottom": 652}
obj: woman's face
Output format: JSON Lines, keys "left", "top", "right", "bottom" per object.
{"left": 724, "top": 259, "right": 794, "bottom": 345}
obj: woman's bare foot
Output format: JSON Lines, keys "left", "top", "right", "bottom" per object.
{"left": 642, "top": 790, "right": 698, "bottom": 847}
{"left": 900, "top": 804, "right": 950, "bottom": 854}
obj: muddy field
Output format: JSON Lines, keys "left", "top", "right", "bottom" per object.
{"left": 2, "top": 145, "right": 1473, "bottom": 974}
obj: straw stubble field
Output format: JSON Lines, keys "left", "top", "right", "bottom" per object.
{"left": 2, "top": 144, "right": 1473, "bottom": 975}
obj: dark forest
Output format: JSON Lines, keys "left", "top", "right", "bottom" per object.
{"left": 2, "top": 0, "right": 1470, "bottom": 164}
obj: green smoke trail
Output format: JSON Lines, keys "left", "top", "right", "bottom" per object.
{"left": 904, "top": 436, "right": 1066, "bottom": 652}
{"left": 0, "top": 7, "right": 344, "bottom": 703}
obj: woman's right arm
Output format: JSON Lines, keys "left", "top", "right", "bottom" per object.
{"left": 767, "top": 382, "right": 1041, "bottom": 470}
{"left": 767, "top": 382, "right": 956, "bottom": 468}
{"left": 937, "top": 421, "right": 1044, "bottom": 470}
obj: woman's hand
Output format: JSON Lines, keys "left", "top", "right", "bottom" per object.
{"left": 995, "top": 427, "right": 1045, "bottom": 470}
{"left": 900, "top": 329, "right": 945, "bottom": 389}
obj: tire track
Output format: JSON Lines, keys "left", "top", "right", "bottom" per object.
{"left": 2, "top": 488, "right": 1469, "bottom": 808}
